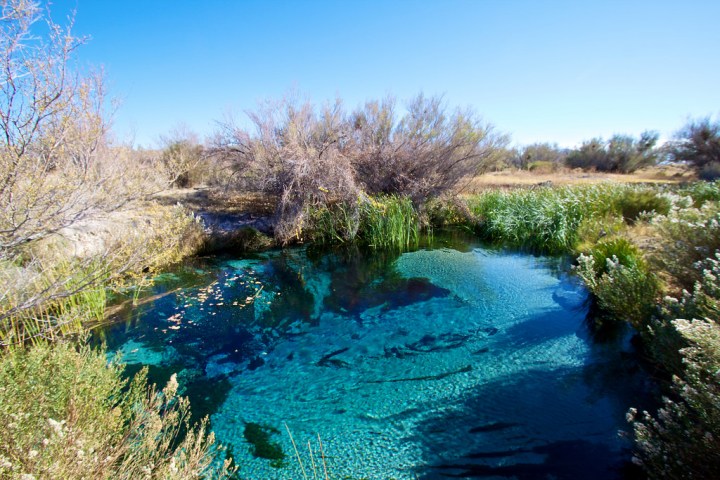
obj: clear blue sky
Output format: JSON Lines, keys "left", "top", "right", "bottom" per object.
{"left": 64, "top": 0, "right": 720, "bottom": 148}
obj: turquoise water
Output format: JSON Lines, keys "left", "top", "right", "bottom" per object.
{"left": 94, "top": 234, "right": 651, "bottom": 479}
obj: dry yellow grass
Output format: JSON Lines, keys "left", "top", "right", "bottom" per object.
{"left": 466, "top": 165, "right": 695, "bottom": 192}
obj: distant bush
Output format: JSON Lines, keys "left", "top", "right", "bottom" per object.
{"left": 668, "top": 117, "right": 720, "bottom": 171}
{"left": 700, "top": 161, "right": 720, "bottom": 181}
{"left": 159, "top": 127, "right": 205, "bottom": 188}
{"left": 0, "top": 342, "right": 234, "bottom": 478}
{"left": 510, "top": 142, "right": 568, "bottom": 170}
{"left": 565, "top": 132, "right": 659, "bottom": 173}
{"left": 527, "top": 160, "right": 558, "bottom": 173}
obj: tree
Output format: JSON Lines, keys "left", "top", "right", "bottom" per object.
{"left": 0, "top": 0, "right": 165, "bottom": 344}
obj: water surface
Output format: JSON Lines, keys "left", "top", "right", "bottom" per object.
{"left": 95, "top": 234, "right": 650, "bottom": 479}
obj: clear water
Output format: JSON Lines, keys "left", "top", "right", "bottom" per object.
{"left": 94, "top": 232, "right": 651, "bottom": 479}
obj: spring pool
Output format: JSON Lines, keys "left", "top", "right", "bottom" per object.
{"left": 94, "top": 233, "right": 651, "bottom": 479}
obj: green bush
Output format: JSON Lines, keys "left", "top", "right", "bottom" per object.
{"left": 575, "top": 241, "right": 659, "bottom": 329}
{"left": 629, "top": 255, "right": 720, "bottom": 479}
{"left": 652, "top": 203, "right": 720, "bottom": 290}
{"left": 679, "top": 180, "right": 720, "bottom": 207}
{"left": 614, "top": 189, "right": 671, "bottom": 224}
{"left": 0, "top": 342, "right": 235, "bottom": 478}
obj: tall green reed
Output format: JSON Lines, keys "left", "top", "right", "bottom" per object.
{"left": 467, "top": 184, "right": 644, "bottom": 253}
{"left": 307, "top": 195, "right": 420, "bottom": 249}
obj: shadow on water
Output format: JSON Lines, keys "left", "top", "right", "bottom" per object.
{"left": 412, "top": 316, "right": 655, "bottom": 480}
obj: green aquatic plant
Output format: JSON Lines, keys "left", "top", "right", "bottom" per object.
{"left": 358, "top": 195, "right": 419, "bottom": 249}
{"left": 243, "top": 422, "right": 286, "bottom": 464}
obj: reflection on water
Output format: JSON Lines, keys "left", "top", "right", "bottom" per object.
{"left": 93, "top": 231, "right": 652, "bottom": 479}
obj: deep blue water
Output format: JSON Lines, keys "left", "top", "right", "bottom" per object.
{"left": 93, "top": 233, "right": 652, "bottom": 479}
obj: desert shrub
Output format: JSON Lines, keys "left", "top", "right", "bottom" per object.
{"left": 575, "top": 245, "right": 660, "bottom": 329}
{"left": 213, "top": 94, "right": 507, "bottom": 243}
{"left": 614, "top": 189, "right": 671, "bottom": 224}
{"left": 679, "top": 180, "right": 720, "bottom": 207}
{"left": 565, "top": 132, "right": 659, "bottom": 173}
{"left": 628, "top": 256, "right": 720, "bottom": 479}
{"left": 214, "top": 97, "right": 361, "bottom": 244}
{"left": 699, "top": 161, "right": 720, "bottom": 181}
{"left": 669, "top": 117, "right": 720, "bottom": 170}
{"left": 652, "top": 203, "right": 720, "bottom": 291}
{"left": 347, "top": 94, "right": 508, "bottom": 201}
{"left": 0, "top": 342, "right": 235, "bottom": 478}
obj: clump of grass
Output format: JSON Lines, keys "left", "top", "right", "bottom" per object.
{"left": 575, "top": 214, "right": 626, "bottom": 252}
{"left": 306, "top": 195, "right": 419, "bottom": 249}
{"left": 614, "top": 188, "right": 671, "bottom": 224}
{"left": 306, "top": 201, "right": 360, "bottom": 244}
{"left": 358, "top": 195, "right": 419, "bottom": 249}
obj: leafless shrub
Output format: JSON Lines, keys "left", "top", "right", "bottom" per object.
{"left": 215, "top": 96, "right": 360, "bottom": 244}
{"left": 213, "top": 93, "right": 507, "bottom": 242}
{"left": 347, "top": 94, "right": 507, "bottom": 201}
{"left": 159, "top": 124, "right": 206, "bottom": 188}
